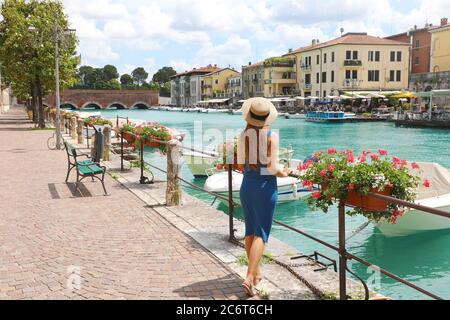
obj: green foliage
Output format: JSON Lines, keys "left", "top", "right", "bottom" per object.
{"left": 160, "top": 81, "right": 171, "bottom": 97}
{"left": 236, "top": 253, "right": 274, "bottom": 266}
{"left": 131, "top": 67, "right": 148, "bottom": 86}
{"left": 264, "top": 57, "right": 294, "bottom": 67}
{"left": 103, "top": 64, "right": 119, "bottom": 81}
{"left": 152, "top": 66, "right": 176, "bottom": 84}
{"left": 120, "top": 73, "right": 133, "bottom": 85}
{"left": 0, "top": 0, "right": 79, "bottom": 99}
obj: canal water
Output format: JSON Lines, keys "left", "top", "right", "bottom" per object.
{"left": 95, "top": 109, "right": 449, "bottom": 300}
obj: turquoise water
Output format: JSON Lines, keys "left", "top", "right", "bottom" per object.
{"left": 97, "top": 109, "right": 449, "bottom": 300}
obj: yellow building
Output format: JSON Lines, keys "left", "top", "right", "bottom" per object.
{"left": 201, "top": 68, "right": 240, "bottom": 100}
{"left": 263, "top": 57, "right": 297, "bottom": 97}
{"left": 285, "top": 32, "right": 410, "bottom": 98}
{"left": 430, "top": 19, "right": 450, "bottom": 72}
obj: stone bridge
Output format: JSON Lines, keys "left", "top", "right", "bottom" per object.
{"left": 44, "top": 90, "right": 160, "bottom": 109}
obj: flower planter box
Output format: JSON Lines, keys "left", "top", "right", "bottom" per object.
{"left": 145, "top": 140, "right": 161, "bottom": 148}
{"left": 321, "top": 184, "right": 393, "bottom": 212}
{"left": 121, "top": 132, "right": 134, "bottom": 142}
{"left": 345, "top": 186, "right": 393, "bottom": 212}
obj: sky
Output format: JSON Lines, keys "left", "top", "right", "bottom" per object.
{"left": 57, "top": 0, "right": 450, "bottom": 77}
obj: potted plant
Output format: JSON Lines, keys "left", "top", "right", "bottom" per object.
{"left": 132, "top": 123, "right": 172, "bottom": 153}
{"left": 215, "top": 138, "right": 240, "bottom": 171}
{"left": 117, "top": 123, "right": 136, "bottom": 142}
{"left": 300, "top": 149, "right": 428, "bottom": 224}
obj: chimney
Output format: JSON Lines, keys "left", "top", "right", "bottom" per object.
{"left": 316, "top": 39, "right": 320, "bottom": 44}
{"left": 288, "top": 48, "right": 293, "bottom": 53}
{"left": 248, "top": 61, "right": 252, "bottom": 66}
{"left": 214, "top": 64, "right": 217, "bottom": 67}
{"left": 312, "top": 39, "right": 316, "bottom": 45}
{"left": 441, "top": 17, "right": 448, "bottom": 26}
{"left": 414, "top": 25, "right": 417, "bottom": 30}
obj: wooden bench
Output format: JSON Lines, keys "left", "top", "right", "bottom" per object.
{"left": 64, "top": 141, "right": 108, "bottom": 195}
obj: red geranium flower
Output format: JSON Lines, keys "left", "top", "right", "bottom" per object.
{"left": 320, "top": 170, "right": 327, "bottom": 177}
{"left": 312, "top": 191, "right": 321, "bottom": 199}
{"left": 378, "top": 149, "right": 388, "bottom": 156}
{"left": 328, "top": 163, "right": 335, "bottom": 171}
{"left": 412, "top": 162, "right": 420, "bottom": 170}
{"left": 358, "top": 154, "right": 367, "bottom": 163}
{"left": 371, "top": 154, "right": 379, "bottom": 161}
{"left": 347, "top": 152, "right": 355, "bottom": 163}
{"left": 424, "top": 179, "right": 431, "bottom": 188}
{"left": 302, "top": 180, "right": 313, "bottom": 187}
{"left": 328, "top": 148, "right": 337, "bottom": 155}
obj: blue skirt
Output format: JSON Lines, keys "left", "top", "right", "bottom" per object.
{"left": 239, "top": 169, "right": 278, "bottom": 243}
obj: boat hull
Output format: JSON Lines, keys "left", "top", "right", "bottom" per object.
{"left": 376, "top": 204, "right": 450, "bottom": 237}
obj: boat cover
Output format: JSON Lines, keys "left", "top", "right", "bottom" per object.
{"left": 412, "top": 163, "right": 450, "bottom": 200}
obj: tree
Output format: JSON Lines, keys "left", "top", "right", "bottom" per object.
{"left": 78, "top": 65, "right": 94, "bottom": 86}
{"left": 131, "top": 67, "right": 148, "bottom": 86}
{"left": 103, "top": 64, "right": 119, "bottom": 81}
{"left": 160, "top": 81, "right": 171, "bottom": 97}
{"left": 152, "top": 66, "right": 176, "bottom": 85}
{"left": 120, "top": 74, "right": 133, "bottom": 86}
{"left": 0, "top": 0, "right": 78, "bottom": 128}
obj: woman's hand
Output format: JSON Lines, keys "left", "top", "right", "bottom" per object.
{"left": 277, "top": 167, "right": 292, "bottom": 178}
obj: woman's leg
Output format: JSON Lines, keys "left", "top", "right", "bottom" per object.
{"left": 244, "top": 236, "right": 262, "bottom": 284}
{"left": 246, "top": 237, "right": 265, "bottom": 284}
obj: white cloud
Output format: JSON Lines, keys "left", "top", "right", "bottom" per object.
{"left": 58, "top": 0, "right": 450, "bottom": 73}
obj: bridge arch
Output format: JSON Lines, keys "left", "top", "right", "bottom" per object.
{"left": 60, "top": 102, "right": 79, "bottom": 110}
{"left": 131, "top": 102, "right": 151, "bottom": 110}
{"left": 81, "top": 102, "right": 103, "bottom": 110}
{"left": 106, "top": 102, "right": 127, "bottom": 110}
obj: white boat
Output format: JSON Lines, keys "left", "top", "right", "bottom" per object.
{"left": 204, "top": 170, "right": 312, "bottom": 206}
{"left": 376, "top": 163, "right": 450, "bottom": 237}
{"left": 278, "top": 112, "right": 288, "bottom": 117}
{"left": 285, "top": 113, "right": 306, "bottom": 119}
{"left": 183, "top": 147, "right": 295, "bottom": 178}
{"left": 170, "top": 107, "right": 183, "bottom": 112}
{"left": 232, "top": 110, "right": 243, "bottom": 115}
{"left": 345, "top": 113, "right": 357, "bottom": 119}
{"left": 187, "top": 107, "right": 202, "bottom": 113}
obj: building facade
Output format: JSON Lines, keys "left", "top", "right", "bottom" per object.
{"left": 241, "top": 62, "right": 264, "bottom": 99}
{"left": 285, "top": 33, "right": 410, "bottom": 98}
{"left": 200, "top": 68, "right": 240, "bottom": 101}
{"left": 225, "top": 74, "right": 242, "bottom": 98}
{"left": 430, "top": 18, "right": 450, "bottom": 73}
{"left": 170, "top": 65, "right": 221, "bottom": 107}
{"left": 0, "top": 86, "right": 11, "bottom": 113}
{"left": 263, "top": 57, "right": 297, "bottom": 97}
{"left": 386, "top": 25, "right": 433, "bottom": 74}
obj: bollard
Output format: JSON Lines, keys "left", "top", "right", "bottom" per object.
{"left": 338, "top": 202, "right": 348, "bottom": 300}
{"left": 166, "top": 139, "right": 182, "bottom": 206}
{"left": 70, "top": 117, "right": 78, "bottom": 140}
{"left": 77, "top": 119, "right": 84, "bottom": 144}
{"left": 103, "top": 125, "right": 111, "bottom": 161}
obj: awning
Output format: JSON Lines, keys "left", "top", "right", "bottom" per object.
{"left": 198, "top": 98, "right": 231, "bottom": 104}
{"left": 415, "top": 89, "right": 450, "bottom": 98}
{"left": 391, "top": 92, "right": 416, "bottom": 99}
{"left": 340, "top": 95, "right": 354, "bottom": 100}
{"left": 326, "top": 95, "right": 340, "bottom": 99}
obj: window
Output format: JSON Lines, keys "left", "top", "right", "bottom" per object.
{"left": 345, "top": 70, "right": 351, "bottom": 79}
{"left": 352, "top": 70, "right": 358, "bottom": 79}
{"left": 415, "top": 56, "right": 420, "bottom": 65}
{"left": 415, "top": 39, "right": 420, "bottom": 48}
{"left": 331, "top": 52, "right": 335, "bottom": 62}
{"left": 352, "top": 51, "right": 358, "bottom": 60}
{"left": 396, "top": 51, "right": 402, "bottom": 62}
{"left": 346, "top": 51, "right": 351, "bottom": 60}
{"left": 323, "top": 91, "right": 327, "bottom": 98}
{"left": 317, "top": 55, "right": 320, "bottom": 64}
{"left": 331, "top": 70, "right": 335, "bottom": 82}
{"left": 215, "top": 79, "right": 219, "bottom": 85}
{"left": 324, "top": 53, "right": 327, "bottom": 64}
{"left": 375, "top": 51, "right": 380, "bottom": 62}
{"left": 390, "top": 51, "right": 395, "bottom": 62}
{"left": 316, "top": 73, "right": 320, "bottom": 83}
{"left": 305, "top": 74, "right": 311, "bottom": 84}
{"left": 389, "top": 70, "right": 395, "bottom": 82}
{"left": 322, "top": 72, "right": 327, "bottom": 83}
{"left": 368, "top": 70, "right": 380, "bottom": 82}
{"left": 369, "top": 51, "right": 380, "bottom": 62}
{"left": 396, "top": 70, "right": 401, "bottom": 82}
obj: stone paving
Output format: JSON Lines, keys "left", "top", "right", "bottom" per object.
{"left": 0, "top": 106, "right": 249, "bottom": 300}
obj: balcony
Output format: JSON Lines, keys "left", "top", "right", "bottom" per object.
{"left": 301, "top": 64, "right": 312, "bottom": 71}
{"left": 202, "top": 84, "right": 212, "bottom": 89}
{"left": 344, "top": 60, "right": 362, "bottom": 67}
{"left": 264, "top": 57, "right": 295, "bottom": 68}
{"left": 303, "top": 83, "right": 312, "bottom": 90}
{"left": 342, "top": 79, "right": 362, "bottom": 88}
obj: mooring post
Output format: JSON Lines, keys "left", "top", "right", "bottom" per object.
{"left": 77, "top": 119, "right": 84, "bottom": 145}
{"left": 338, "top": 201, "right": 347, "bottom": 300}
{"left": 70, "top": 116, "right": 77, "bottom": 140}
{"left": 227, "top": 164, "right": 235, "bottom": 241}
{"left": 103, "top": 125, "right": 111, "bottom": 161}
{"left": 166, "top": 139, "right": 182, "bottom": 206}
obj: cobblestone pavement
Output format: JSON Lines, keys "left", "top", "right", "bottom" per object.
{"left": 0, "top": 107, "right": 248, "bottom": 300}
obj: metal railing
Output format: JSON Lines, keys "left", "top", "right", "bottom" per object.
{"left": 115, "top": 134, "right": 450, "bottom": 300}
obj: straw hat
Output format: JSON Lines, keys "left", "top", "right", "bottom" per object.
{"left": 241, "top": 97, "right": 278, "bottom": 127}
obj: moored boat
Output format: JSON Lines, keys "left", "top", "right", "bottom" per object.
{"left": 376, "top": 163, "right": 450, "bottom": 237}
{"left": 285, "top": 113, "right": 306, "bottom": 119}
{"left": 204, "top": 170, "right": 312, "bottom": 206}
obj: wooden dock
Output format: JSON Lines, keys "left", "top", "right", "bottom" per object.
{"left": 391, "top": 119, "right": 450, "bottom": 129}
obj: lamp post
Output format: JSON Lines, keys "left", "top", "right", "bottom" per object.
{"left": 29, "top": 22, "right": 75, "bottom": 149}
{"left": 0, "top": 63, "right": 4, "bottom": 114}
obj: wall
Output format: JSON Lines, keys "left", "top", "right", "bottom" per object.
{"left": 431, "top": 26, "right": 450, "bottom": 72}
{"left": 0, "top": 87, "right": 11, "bottom": 113}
